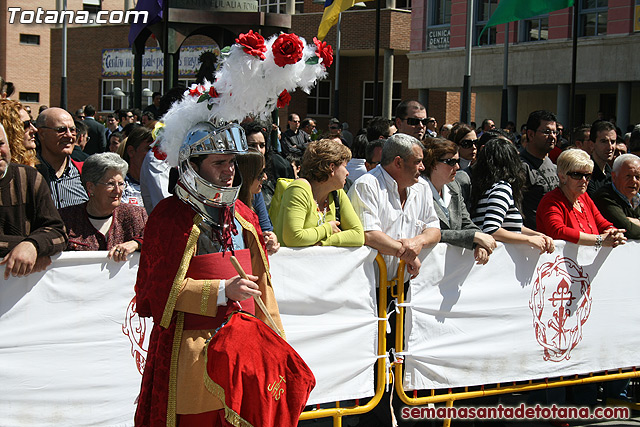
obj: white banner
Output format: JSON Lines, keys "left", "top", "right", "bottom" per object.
{"left": 403, "top": 240, "right": 640, "bottom": 391}
{"left": 270, "top": 246, "right": 379, "bottom": 405}
{"left": 0, "top": 252, "right": 144, "bottom": 427}
{"left": 0, "top": 247, "right": 380, "bottom": 426}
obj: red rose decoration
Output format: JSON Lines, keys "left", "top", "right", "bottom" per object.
{"left": 313, "top": 37, "right": 334, "bottom": 69}
{"left": 209, "top": 86, "right": 219, "bottom": 98}
{"left": 189, "top": 85, "right": 205, "bottom": 97}
{"left": 272, "top": 33, "right": 304, "bottom": 67}
{"left": 236, "top": 30, "right": 266, "bottom": 60}
{"left": 277, "top": 90, "right": 291, "bottom": 108}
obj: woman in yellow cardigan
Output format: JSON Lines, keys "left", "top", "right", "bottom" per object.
{"left": 274, "top": 139, "right": 365, "bottom": 247}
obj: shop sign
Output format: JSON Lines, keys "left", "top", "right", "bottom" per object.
{"left": 172, "top": 0, "right": 258, "bottom": 12}
{"left": 427, "top": 27, "right": 450, "bottom": 50}
{"left": 102, "top": 45, "right": 220, "bottom": 77}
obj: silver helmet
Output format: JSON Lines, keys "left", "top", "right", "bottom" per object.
{"left": 174, "top": 122, "right": 248, "bottom": 226}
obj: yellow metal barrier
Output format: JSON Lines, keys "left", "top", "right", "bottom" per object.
{"left": 298, "top": 254, "right": 391, "bottom": 427}
{"left": 390, "top": 267, "right": 640, "bottom": 426}
{"left": 299, "top": 254, "right": 639, "bottom": 427}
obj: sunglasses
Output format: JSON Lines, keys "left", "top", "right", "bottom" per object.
{"left": 23, "top": 120, "right": 35, "bottom": 131}
{"left": 329, "top": 126, "right": 340, "bottom": 130}
{"left": 566, "top": 171, "right": 592, "bottom": 181}
{"left": 40, "top": 125, "right": 77, "bottom": 134}
{"left": 457, "top": 139, "right": 477, "bottom": 149}
{"left": 438, "top": 158, "right": 460, "bottom": 167}
{"left": 404, "top": 117, "right": 429, "bottom": 126}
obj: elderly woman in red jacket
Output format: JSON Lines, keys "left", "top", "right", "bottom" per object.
{"left": 536, "top": 148, "right": 626, "bottom": 248}
{"left": 59, "top": 152, "right": 148, "bottom": 261}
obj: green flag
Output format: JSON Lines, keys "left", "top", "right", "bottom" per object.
{"left": 479, "top": 0, "right": 574, "bottom": 42}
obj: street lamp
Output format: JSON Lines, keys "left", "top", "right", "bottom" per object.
{"left": 109, "top": 87, "right": 154, "bottom": 108}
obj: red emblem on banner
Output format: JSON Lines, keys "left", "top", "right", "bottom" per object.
{"left": 122, "top": 296, "right": 149, "bottom": 375}
{"left": 529, "top": 256, "right": 592, "bottom": 362}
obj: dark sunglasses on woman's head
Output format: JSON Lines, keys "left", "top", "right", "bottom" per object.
{"left": 457, "top": 139, "right": 477, "bottom": 149}
{"left": 438, "top": 158, "right": 460, "bottom": 167}
{"left": 566, "top": 171, "right": 592, "bottom": 181}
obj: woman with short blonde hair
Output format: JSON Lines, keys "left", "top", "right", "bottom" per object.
{"left": 537, "top": 149, "right": 626, "bottom": 248}
{"left": 274, "top": 139, "right": 364, "bottom": 247}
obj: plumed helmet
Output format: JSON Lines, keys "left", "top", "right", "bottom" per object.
{"left": 174, "top": 122, "right": 248, "bottom": 225}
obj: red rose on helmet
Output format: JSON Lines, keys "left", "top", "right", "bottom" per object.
{"left": 313, "top": 37, "right": 333, "bottom": 69}
{"left": 277, "top": 90, "right": 291, "bottom": 108}
{"left": 236, "top": 30, "right": 267, "bottom": 60}
{"left": 272, "top": 33, "right": 304, "bottom": 67}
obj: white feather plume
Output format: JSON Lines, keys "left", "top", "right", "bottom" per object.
{"left": 158, "top": 32, "right": 330, "bottom": 167}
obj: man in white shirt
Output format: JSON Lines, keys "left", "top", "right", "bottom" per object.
{"left": 348, "top": 133, "right": 440, "bottom": 279}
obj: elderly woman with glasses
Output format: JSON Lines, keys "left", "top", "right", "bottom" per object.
{"left": 58, "top": 152, "right": 148, "bottom": 261}
{"left": 422, "top": 138, "right": 496, "bottom": 264}
{"left": 536, "top": 148, "right": 626, "bottom": 248}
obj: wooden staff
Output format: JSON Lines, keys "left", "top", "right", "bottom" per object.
{"left": 230, "top": 256, "right": 283, "bottom": 338}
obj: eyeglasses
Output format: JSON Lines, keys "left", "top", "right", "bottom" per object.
{"left": 457, "top": 139, "right": 477, "bottom": 149}
{"left": 566, "top": 171, "right": 592, "bottom": 181}
{"left": 404, "top": 117, "right": 429, "bottom": 126}
{"left": 438, "top": 158, "right": 460, "bottom": 167}
{"left": 23, "top": 120, "right": 35, "bottom": 131}
{"left": 96, "top": 181, "right": 126, "bottom": 190}
{"left": 536, "top": 129, "right": 560, "bottom": 137}
{"left": 290, "top": 120, "right": 300, "bottom": 123}
{"left": 40, "top": 125, "right": 77, "bottom": 134}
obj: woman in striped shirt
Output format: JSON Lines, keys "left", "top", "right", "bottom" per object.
{"left": 471, "top": 139, "right": 554, "bottom": 254}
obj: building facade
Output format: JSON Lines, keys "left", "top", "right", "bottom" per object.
{"left": 409, "top": 0, "right": 640, "bottom": 132}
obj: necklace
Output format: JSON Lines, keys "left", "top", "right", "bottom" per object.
{"left": 571, "top": 199, "right": 594, "bottom": 234}
{"left": 315, "top": 197, "right": 328, "bottom": 225}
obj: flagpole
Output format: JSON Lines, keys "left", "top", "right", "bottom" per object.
{"left": 460, "top": 0, "right": 473, "bottom": 124}
{"left": 500, "top": 22, "right": 509, "bottom": 128}
{"left": 569, "top": 4, "right": 578, "bottom": 133}
{"left": 373, "top": 0, "right": 381, "bottom": 117}
{"left": 334, "top": 12, "right": 342, "bottom": 119}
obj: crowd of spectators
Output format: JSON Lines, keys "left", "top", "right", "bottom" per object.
{"left": 1, "top": 86, "right": 639, "bottom": 301}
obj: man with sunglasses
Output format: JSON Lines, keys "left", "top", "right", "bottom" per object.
{"left": 395, "top": 100, "right": 428, "bottom": 141}
{"left": 35, "top": 107, "right": 88, "bottom": 209}
{"left": 520, "top": 110, "right": 560, "bottom": 230}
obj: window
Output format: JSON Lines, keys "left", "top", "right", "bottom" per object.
{"left": 307, "top": 80, "right": 332, "bottom": 116}
{"left": 579, "top": 0, "right": 607, "bottom": 36}
{"left": 431, "top": 0, "right": 451, "bottom": 26}
{"left": 475, "top": 0, "right": 498, "bottom": 46}
{"left": 362, "top": 81, "right": 401, "bottom": 128}
{"left": 102, "top": 79, "right": 126, "bottom": 112}
{"left": 20, "top": 34, "right": 40, "bottom": 45}
{"left": 19, "top": 92, "right": 40, "bottom": 103}
{"left": 102, "top": 79, "right": 164, "bottom": 112}
{"left": 258, "top": 0, "right": 303, "bottom": 14}
{"left": 395, "top": 0, "right": 411, "bottom": 10}
{"left": 519, "top": 16, "right": 549, "bottom": 42}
